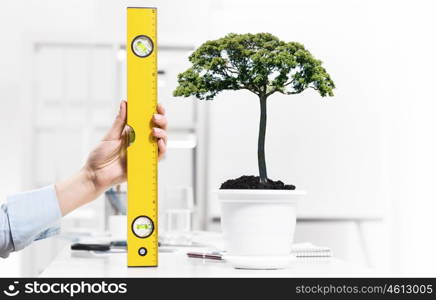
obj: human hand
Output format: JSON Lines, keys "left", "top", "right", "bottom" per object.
{"left": 55, "top": 100, "right": 167, "bottom": 216}
{"left": 85, "top": 100, "right": 168, "bottom": 191}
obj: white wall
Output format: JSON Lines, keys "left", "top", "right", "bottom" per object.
{"left": 0, "top": 0, "right": 210, "bottom": 195}
{"left": 0, "top": 0, "right": 98, "bottom": 276}
{"left": 0, "top": 0, "right": 208, "bottom": 276}
{"left": 207, "top": 0, "right": 387, "bottom": 217}
{"left": 0, "top": 0, "right": 435, "bottom": 276}
{"left": 380, "top": 0, "right": 436, "bottom": 275}
{"left": 204, "top": 0, "right": 436, "bottom": 274}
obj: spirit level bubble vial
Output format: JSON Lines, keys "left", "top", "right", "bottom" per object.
{"left": 127, "top": 7, "right": 158, "bottom": 267}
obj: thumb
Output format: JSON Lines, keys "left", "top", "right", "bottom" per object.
{"left": 104, "top": 100, "right": 127, "bottom": 140}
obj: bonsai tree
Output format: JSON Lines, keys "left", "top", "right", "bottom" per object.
{"left": 174, "top": 33, "right": 335, "bottom": 188}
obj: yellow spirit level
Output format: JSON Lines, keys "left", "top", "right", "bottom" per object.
{"left": 127, "top": 7, "right": 158, "bottom": 267}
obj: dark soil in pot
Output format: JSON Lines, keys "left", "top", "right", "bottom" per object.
{"left": 220, "top": 175, "right": 296, "bottom": 190}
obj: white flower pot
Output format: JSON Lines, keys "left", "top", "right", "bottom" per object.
{"left": 218, "top": 189, "right": 305, "bottom": 269}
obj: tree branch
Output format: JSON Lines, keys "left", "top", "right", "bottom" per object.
{"left": 226, "top": 66, "right": 239, "bottom": 74}
{"left": 265, "top": 89, "right": 276, "bottom": 97}
{"left": 283, "top": 78, "right": 296, "bottom": 87}
{"left": 242, "top": 85, "right": 259, "bottom": 96}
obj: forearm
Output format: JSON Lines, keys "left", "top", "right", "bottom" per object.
{"left": 0, "top": 205, "right": 15, "bottom": 258}
{"left": 0, "top": 169, "right": 105, "bottom": 257}
{"left": 55, "top": 168, "right": 106, "bottom": 216}
{"left": 1, "top": 185, "right": 61, "bottom": 256}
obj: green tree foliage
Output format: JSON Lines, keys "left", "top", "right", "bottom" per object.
{"left": 174, "top": 33, "right": 335, "bottom": 184}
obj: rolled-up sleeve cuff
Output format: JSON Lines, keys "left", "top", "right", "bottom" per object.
{"left": 6, "top": 185, "right": 61, "bottom": 251}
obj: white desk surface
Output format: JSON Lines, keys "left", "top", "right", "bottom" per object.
{"left": 40, "top": 232, "right": 373, "bottom": 278}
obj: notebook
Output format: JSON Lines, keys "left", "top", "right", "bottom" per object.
{"left": 187, "top": 243, "right": 333, "bottom": 260}
{"left": 291, "top": 242, "right": 332, "bottom": 258}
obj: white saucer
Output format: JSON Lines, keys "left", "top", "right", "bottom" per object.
{"left": 223, "top": 254, "right": 296, "bottom": 270}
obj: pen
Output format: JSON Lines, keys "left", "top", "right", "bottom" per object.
{"left": 186, "top": 251, "right": 223, "bottom": 260}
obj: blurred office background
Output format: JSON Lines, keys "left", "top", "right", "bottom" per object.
{"left": 0, "top": 0, "right": 435, "bottom": 276}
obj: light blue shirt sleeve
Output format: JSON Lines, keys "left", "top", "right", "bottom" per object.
{"left": 0, "top": 185, "right": 61, "bottom": 258}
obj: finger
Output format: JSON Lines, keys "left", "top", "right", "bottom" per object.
{"left": 153, "top": 114, "right": 167, "bottom": 130}
{"left": 152, "top": 127, "right": 167, "bottom": 144}
{"left": 157, "top": 103, "right": 166, "bottom": 115}
{"left": 157, "top": 138, "right": 167, "bottom": 160}
{"left": 104, "top": 100, "right": 127, "bottom": 140}
{"left": 121, "top": 125, "right": 132, "bottom": 148}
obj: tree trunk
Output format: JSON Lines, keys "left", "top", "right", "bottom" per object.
{"left": 258, "top": 95, "right": 268, "bottom": 184}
